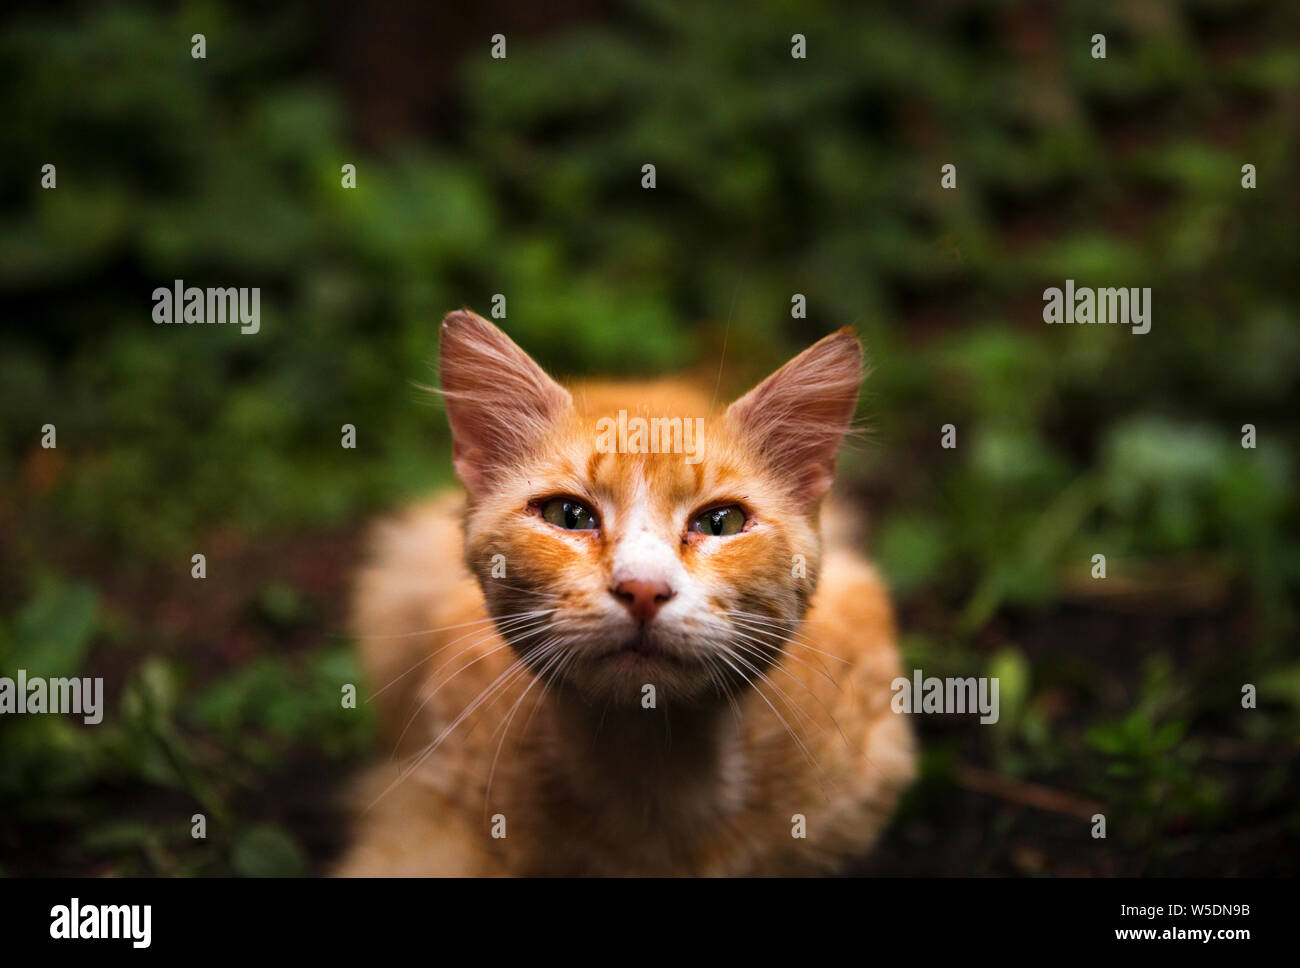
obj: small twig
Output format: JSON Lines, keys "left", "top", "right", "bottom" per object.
{"left": 954, "top": 763, "right": 1104, "bottom": 821}
{"left": 1203, "top": 738, "right": 1299, "bottom": 762}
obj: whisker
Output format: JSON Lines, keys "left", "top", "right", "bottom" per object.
{"left": 714, "top": 644, "right": 832, "bottom": 798}
{"left": 479, "top": 580, "right": 557, "bottom": 601}
{"left": 369, "top": 636, "right": 558, "bottom": 809}
{"left": 390, "top": 636, "right": 519, "bottom": 757}
{"left": 727, "top": 613, "right": 851, "bottom": 666}
{"left": 727, "top": 632, "right": 850, "bottom": 748}
{"left": 727, "top": 625, "right": 839, "bottom": 686}
{"left": 354, "top": 609, "right": 546, "bottom": 643}
{"left": 700, "top": 651, "right": 742, "bottom": 721}
{"left": 482, "top": 638, "right": 568, "bottom": 812}
{"left": 722, "top": 642, "right": 821, "bottom": 734}
{"left": 518, "top": 640, "right": 579, "bottom": 741}
{"left": 727, "top": 617, "right": 898, "bottom": 790}
{"left": 369, "top": 610, "right": 554, "bottom": 702}
{"left": 388, "top": 616, "right": 553, "bottom": 754}
{"left": 724, "top": 608, "right": 829, "bottom": 640}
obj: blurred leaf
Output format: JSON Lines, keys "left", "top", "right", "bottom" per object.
{"left": 987, "top": 647, "right": 1030, "bottom": 733}
{"left": 9, "top": 579, "right": 99, "bottom": 678}
{"left": 231, "top": 824, "right": 307, "bottom": 877}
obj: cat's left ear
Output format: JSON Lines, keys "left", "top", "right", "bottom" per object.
{"left": 725, "top": 328, "right": 862, "bottom": 507}
{"left": 439, "top": 310, "right": 572, "bottom": 497}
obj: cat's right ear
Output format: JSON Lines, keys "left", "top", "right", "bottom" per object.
{"left": 439, "top": 310, "right": 571, "bottom": 497}
{"left": 724, "top": 328, "right": 862, "bottom": 508}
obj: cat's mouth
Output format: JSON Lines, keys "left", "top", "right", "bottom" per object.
{"left": 599, "top": 629, "right": 690, "bottom": 666}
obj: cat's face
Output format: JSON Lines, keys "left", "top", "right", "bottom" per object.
{"left": 440, "top": 311, "right": 862, "bottom": 707}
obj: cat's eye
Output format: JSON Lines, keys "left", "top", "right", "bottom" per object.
{"left": 539, "top": 497, "right": 600, "bottom": 532}
{"left": 690, "top": 505, "right": 747, "bottom": 537}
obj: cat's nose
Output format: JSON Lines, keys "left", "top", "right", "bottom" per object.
{"left": 611, "top": 579, "right": 675, "bottom": 623}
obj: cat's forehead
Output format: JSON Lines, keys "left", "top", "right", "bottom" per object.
{"left": 581, "top": 447, "right": 745, "bottom": 509}
{"left": 544, "top": 380, "right": 754, "bottom": 516}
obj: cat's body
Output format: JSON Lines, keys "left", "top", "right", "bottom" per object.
{"left": 336, "top": 313, "right": 914, "bottom": 876}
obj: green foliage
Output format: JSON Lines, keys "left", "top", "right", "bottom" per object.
{"left": 0, "top": 576, "right": 371, "bottom": 874}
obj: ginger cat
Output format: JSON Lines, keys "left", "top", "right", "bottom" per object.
{"left": 336, "top": 311, "right": 914, "bottom": 876}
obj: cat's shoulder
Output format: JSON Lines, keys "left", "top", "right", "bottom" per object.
{"left": 807, "top": 499, "right": 897, "bottom": 666}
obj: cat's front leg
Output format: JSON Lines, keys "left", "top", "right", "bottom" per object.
{"left": 333, "top": 765, "right": 505, "bottom": 877}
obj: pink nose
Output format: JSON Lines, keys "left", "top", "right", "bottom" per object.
{"left": 612, "top": 579, "right": 674, "bottom": 623}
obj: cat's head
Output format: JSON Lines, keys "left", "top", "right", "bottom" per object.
{"left": 439, "top": 310, "right": 862, "bottom": 707}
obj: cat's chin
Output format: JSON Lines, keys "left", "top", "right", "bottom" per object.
{"left": 557, "top": 631, "right": 723, "bottom": 705}
{"left": 588, "top": 639, "right": 694, "bottom": 684}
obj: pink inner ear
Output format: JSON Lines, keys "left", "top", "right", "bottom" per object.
{"left": 450, "top": 444, "right": 489, "bottom": 498}
{"left": 438, "top": 310, "right": 571, "bottom": 496}
{"left": 725, "top": 330, "right": 862, "bottom": 506}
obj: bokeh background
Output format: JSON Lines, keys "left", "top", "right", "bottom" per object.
{"left": 1, "top": 0, "right": 1297, "bottom": 875}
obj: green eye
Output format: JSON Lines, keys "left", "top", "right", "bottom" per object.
{"left": 540, "top": 497, "right": 599, "bottom": 531}
{"left": 691, "top": 505, "right": 746, "bottom": 537}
